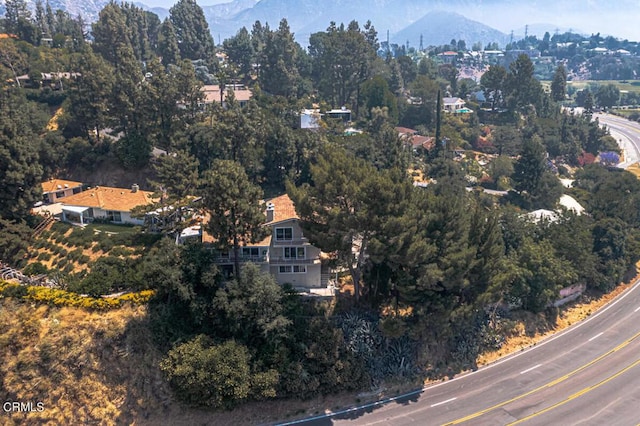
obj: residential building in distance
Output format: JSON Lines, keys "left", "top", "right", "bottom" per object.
{"left": 300, "top": 108, "right": 322, "bottom": 129}
{"left": 59, "top": 184, "right": 155, "bottom": 225}
{"left": 443, "top": 97, "right": 473, "bottom": 114}
{"left": 201, "top": 84, "right": 252, "bottom": 107}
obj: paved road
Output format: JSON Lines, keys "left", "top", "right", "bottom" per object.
{"left": 279, "top": 280, "right": 640, "bottom": 425}
{"left": 594, "top": 113, "right": 640, "bottom": 168}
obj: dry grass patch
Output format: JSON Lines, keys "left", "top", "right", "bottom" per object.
{"left": 625, "top": 162, "right": 640, "bottom": 179}
{"left": 477, "top": 278, "right": 637, "bottom": 367}
{"left": 0, "top": 300, "right": 171, "bottom": 425}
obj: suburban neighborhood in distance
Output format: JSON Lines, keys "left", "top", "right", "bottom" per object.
{"left": 3, "top": 0, "right": 640, "bottom": 424}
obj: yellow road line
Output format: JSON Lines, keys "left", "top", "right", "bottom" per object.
{"left": 508, "top": 357, "right": 640, "bottom": 425}
{"left": 442, "top": 331, "right": 640, "bottom": 425}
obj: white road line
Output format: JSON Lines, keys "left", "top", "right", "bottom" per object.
{"left": 634, "top": 306, "right": 640, "bottom": 312}
{"left": 430, "top": 398, "right": 457, "bottom": 407}
{"left": 589, "top": 332, "right": 604, "bottom": 342}
{"left": 520, "top": 364, "right": 542, "bottom": 375}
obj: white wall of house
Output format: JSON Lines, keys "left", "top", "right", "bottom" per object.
{"left": 270, "top": 263, "right": 322, "bottom": 288}
{"left": 63, "top": 207, "right": 144, "bottom": 225}
{"left": 44, "top": 187, "right": 81, "bottom": 203}
{"left": 269, "top": 219, "right": 323, "bottom": 289}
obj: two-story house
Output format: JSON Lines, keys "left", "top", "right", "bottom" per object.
{"left": 208, "top": 194, "right": 329, "bottom": 290}
{"left": 265, "top": 194, "right": 326, "bottom": 289}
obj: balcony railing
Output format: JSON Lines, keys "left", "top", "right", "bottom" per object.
{"left": 213, "top": 255, "right": 268, "bottom": 264}
{"left": 269, "top": 257, "right": 320, "bottom": 265}
{"left": 272, "top": 237, "right": 308, "bottom": 246}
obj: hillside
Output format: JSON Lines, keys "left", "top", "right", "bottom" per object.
{"left": 392, "top": 11, "right": 509, "bottom": 49}
{"left": 0, "top": 300, "right": 170, "bottom": 425}
{"left": 1, "top": 275, "right": 636, "bottom": 424}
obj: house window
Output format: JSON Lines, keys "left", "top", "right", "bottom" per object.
{"left": 284, "top": 247, "right": 305, "bottom": 259}
{"left": 56, "top": 191, "right": 65, "bottom": 199}
{"left": 275, "top": 227, "right": 293, "bottom": 241}
{"left": 107, "top": 211, "right": 122, "bottom": 222}
{"left": 242, "top": 247, "right": 259, "bottom": 257}
{"left": 279, "top": 265, "right": 306, "bottom": 274}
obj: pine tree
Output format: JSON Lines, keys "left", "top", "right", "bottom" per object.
{"left": 200, "top": 160, "right": 267, "bottom": 278}
{"left": 67, "top": 45, "right": 115, "bottom": 140}
{"left": 35, "top": 0, "right": 49, "bottom": 38}
{"left": 169, "top": 0, "right": 215, "bottom": 62}
{"left": 158, "top": 18, "right": 181, "bottom": 67}
{"left": 550, "top": 64, "right": 567, "bottom": 103}
{"left": 0, "top": 89, "right": 44, "bottom": 221}
{"left": 259, "top": 19, "right": 301, "bottom": 98}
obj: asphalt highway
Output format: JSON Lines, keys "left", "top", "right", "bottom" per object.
{"left": 594, "top": 112, "right": 640, "bottom": 168}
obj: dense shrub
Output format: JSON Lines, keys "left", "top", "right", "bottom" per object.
{"left": 37, "top": 252, "right": 52, "bottom": 261}
{"left": 23, "top": 262, "right": 49, "bottom": 276}
{"left": 160, "top": 336, "right": 277, "bottom": 409}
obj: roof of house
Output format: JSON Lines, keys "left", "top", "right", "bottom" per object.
{"left": 59, "top": 185, "right": 155, "bottom": 212}
{"left": 443, "top": 97, "right": 465, "bottom": 105}
{"left": 265, "top": 194, "right": 298, "bottom": 225}
{"left": 395, "top": 126, "right": 418, "bottom": 136}
{"left": 411, "top": 135, "right": 435, "bottom": 150}
{"left": 201, "top": 194, "right": 298, "bottom": 246}
{"left": 42, "top": 178, "right": 83, "bottom": 194}
{"left": 201, "top": 84, "right": 253, "bottom": 103}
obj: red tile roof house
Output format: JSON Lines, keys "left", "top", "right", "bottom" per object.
{"left": 59, "top": 184, "right": 156, "bottom": 225}
{"left": 396, "top": 127, "right": 435, "bottom": 151}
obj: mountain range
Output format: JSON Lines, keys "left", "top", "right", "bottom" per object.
{"left": 4, "top": 0, "right": 640, "bottom": 46}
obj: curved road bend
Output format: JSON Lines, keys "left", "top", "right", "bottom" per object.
{"left": 594, "top": 112, "right": 640, "bottom": 169}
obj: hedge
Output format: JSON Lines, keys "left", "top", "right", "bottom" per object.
{"left": 0, "top": 281, "right": 155, "bottom": 310}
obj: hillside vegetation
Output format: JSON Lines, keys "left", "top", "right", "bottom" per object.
{"left": 1, "top": 272, "right": 637, "bottom": 425}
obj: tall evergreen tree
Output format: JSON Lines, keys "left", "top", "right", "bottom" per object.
{"left": 0, "top": 89, "right": 44, "bottom": 220}
{"left": 158, "top": 18, "right": 181, "bottom": 67}
{"left": 288, "top": 146, "right": 410, "bottom": 302}
{"left": 223, "top": 27, "right": 255, "bottom": 82}
{"left": 34, "top": 0, "right": 49, "bottom": 37}
{"left": 259, "top": 19, "right": 300, "bottom": 98}
{"left": 200, "top": 160, "right": 267, "bottom": 278}
{"left": 66, "top": 45, "right": 115, "bottom": 140}
{"left": 169, "top": 0, "right": 215, "bottom": 62}
{"left": 550, "top": 64, "right": 567, "bottom": 103}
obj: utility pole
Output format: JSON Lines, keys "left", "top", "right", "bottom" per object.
{"left": 386, "top": 29, "right": 390, "bottom": 58}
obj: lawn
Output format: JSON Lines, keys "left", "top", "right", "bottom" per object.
{"left": 86, "top": 223, "right": 139, "bottom": 235}
{"left": 566, "top": 80, "right": 640, "bottom": 94}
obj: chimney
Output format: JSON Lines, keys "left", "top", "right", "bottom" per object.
{"left": 266, "top": 202, "right": 275, "bottom": 222}
{"left": 131, "top": 183, "right": 139, "bottom": 193}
